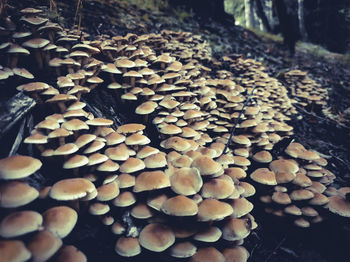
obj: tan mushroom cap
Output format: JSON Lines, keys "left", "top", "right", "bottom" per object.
{"left": 190, "top": 247, "right": 225, "bottom": 262}
{"left": 115, "top": 237, "right": 141, "bottom": 257}
{"left": 191, "top": 155, "right": 223, "bottom": 176}
{"left": 223, "top": 246, "right": 250, "bottom": 262}
{"left": 170, "top": 167, "right": 202, "bottom": 195}
{"left": 0, "top": 181, "right": 39, "bottom": 208}
{"left": 0, "top": 211, "right": 43, "bottom": 238}
{"left": 0, "top": 240, "right": 31, "bottom": 262}
{"left": 105, "top": 144, "right": 130, "bottom": 161}
{"left": 131, "top": 203, "right": 153, "bottom": 219}
{"left": 106, "top": 132, "right": 126, "bottom": 146}
{"left": 147, "top": 193, "right": 169, "bottom": 211}
{"left": 117, "top": 123, "right": 146, "bottom": 134}
{"left": 250, "top": 168, "right": 277, "bottom": 185}
{"left": 230, "top": 198, "right": 254, "bottom": 218}
{"left": 193, "top": 226, "right": 222, "bottom": 243}
{"left": 197, "top": 199, "right": 233, "bottom": 221}
{"left": 222, "top": 217, "right": 250, "bottom": 241}
{"left": 49, "top": 178, "right": 96, "bottom": 201}
{"left": 0, "top": 155, "right": 42, "bottom": 180}
{"left": 161, "top": 195, "right": 198, "bottom": 216}
{"left": 63, "top": 155, "right": 89, "bottom": 169}
{"left": 97, "top": 159, "right": 120, "bottom": 172}
{"left": 75, "top": 134, "right": 96, "bottom": 148}
{"left": 252, "top": 150, "right": 273, "bottom": 163}
{"left": 272, "top": 192, "right": 292, "bottom": 205}
{"left": 144, "top": 153, "right": 167, "bottom": 168}
{"left": 290, "top": 189, "right": 314, "bottom": 201}
{"left": 327, "top": 195, "right": 350, "bottom": 217}
{"left": 116, "top": 173, "right": 135, "bottom": 188}
{"left": 161, "top": 136, "right": 191, "bottom": 151}
{"left": 284, "top": 205, "right": 302, "bottom": 216}
{"left": 139, "top": 223, "right": 175, "bottom": 252}
{"left": 133, "top": 171, "right": 170, "bottom": 192}
{"left": 43, "top": 206, "right": 78, "bottom": 238}
{"left": 120, "top": 157, "right": 145, "bottom": 173}
{"left": 97, "top": 181, "right": 120, "bottom": 201}
{"left": 125, "top": 133, "right": 150, "bottom": 146}
{"left": 54, "top": 143, "right": 79, "bottom": 156}
{"left": 27, "top": 229, "right": 63, "bottom": 262}
{"left": 136, "top": 146, "right": 159, "bottom": 158}
{"left": 54, "top": 245, "right": 87, "bottom": 262}
{"left": 202, "top": 178, "right": 234, "bottom": 199}
{"left": 89, "top": 203, "right": 110, "bottom": 215}
{"left": 86, "top": 118, "right": 113, "bottom": 126}
{"left": 224, "top": 167, "right": 247, "bottom": 180}
{"left": 61, "top": 119, "right": 89, "bottom": 131}
{"left": 113, "top": 191, "right": 136, "bottom": 207}
{"left": 169, "top": 241, "right": 196, "bottom": 258}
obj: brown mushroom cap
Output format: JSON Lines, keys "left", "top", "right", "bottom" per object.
{"left": 170, "top": 167, "right": 202, "bottom": 195}
{"left": 193, "top": 226, "right": 222, "bottom": 243}
{"left": 0, "top": 211, "right": 43, "bottom": 238}
{"left": 250, "top": 168, "right": 277, "bottom": 185}
{"left": 327, "top": 195, "right": 350, "bottom": 217}
{"left": 201, "top": 178, "right": 234, "bottom": 199}
{"left": 133, "top": 171, "right": 170, "bottom": 192}
{"left": 161, "top": 195, "right": 198, "bottom": 216}
{"left": 120, "top": 157, "right": 145, "bottom": 173}
{"left": 223, "top": 246, "right": 249, "bottom": 262}
{"left": 139, "top": 223, "right": 175, "bottom": 252}
{"left": 222, "top": 217, "right": 250, "bottom": 241}
{"left": 27, "top": 229, "right": 63, "bottom": 262}
{"left": 190, "top": 247, "right": 225, "bottom": 262}
{"left": 115, "top": 237, "right": 141, "bottom": 257}
{"left": 0, "top": 240, "right": 31, "bottom": 262}
{"left": 43, "top": 206, "right": 78, "bottom": 238}
{"left": 49, "top": 178, "right": 96, "bottom": 201}
{"left": 197, "top": 199, "right": 233, "bottom": 221}
{"left": 0, "top": 181, "right": 39, "bottom": 208}
{"left": 54, "top": 245, "right": 87, "bottom": 262}
{"left": 191, "top": 155, "right": 223, "bottom": 176}
{"left": 169, "top": 241, "right": 197, "bottom": 258}
{"left": 0, "top": 155, "right": 42, "bottom": 180}
{"left": 117, "top": 123, "right": 146, "bottom": 134}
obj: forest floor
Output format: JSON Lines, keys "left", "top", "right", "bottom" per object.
{"left": 8, "top": 0, "right": 350, "bottom": 261}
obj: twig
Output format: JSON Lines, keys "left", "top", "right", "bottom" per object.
{"left": 264, "top": 237, "right": 286, "bottom": 262}
{"left": 223, "top": 85, "right": 258, "bottom": 154}
{"left": 8, "top": 116, "right": 26, "bottom": 156}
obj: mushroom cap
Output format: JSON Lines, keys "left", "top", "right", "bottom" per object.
{"left": 0, "top": 211, "right": 43, "bottom": 238}
{"left": 125, "top": 133, "right": 150, "bottom": 146}
{"left": 139, "top": 223, "right": 175, "bottom": 252}
{"left": 27, "top": 230, "right": 63, "bottom": 262}
{"left": 86, "top": 118, "right": 113, "bottom": 126}
{"left": 0, "top": 181, "right": 39, "bottom": 208}
{"left": 115, "top": 237, "right": 141, "bottom": 257}
{"left": 0, "top": 155, "right": 42, "bottom": 180}
{"left": 23, "top": 38, "right": 50, "bottom": 49}
{"left": 134, "top": 171, "right": 170, "bottom": 192}
{"left": 327, "top": 195, "right": 350, "bottom": 217}
{"left": 144, "top": 153, "right": 167, "bottom": 169}
{"left": 113, "top": 191, "right": 136, "bottom": 207}
{"left": 191, "top": 155, "right": 223, "bottom": 176}
{"left": 117, "top": 123, "right": 146, "bottom": 134}
{"left": 97, "top": 181, "right": 120, "bottom": 201}
{"left": 54, "top": 245, "right": 87, "bottom": 262}
{"left": 161, "top": 195, "right": 198, "bottom": 216}
{"left": 0, "top": 240, "right": 31, "bottom": 262}
{"left": 120, "top": 157, "right": 145, "bottom": 173}
{"left": 230, "top": 198, "right": 254, "bottom": 218}
{"left": 43, "top": 206, "right": 78, "bottom": 238}
{"left": 197, "top": 199, "right": 233, "bottom": 221}
{"left": 250, "top": 168, "right": 277, "bottom": 185}
{"left": 190, "top": 247, "right": 225, "bottom": 262}
{"left": 63, "top": 155, "right": 89, "bottom": 169}
{"left": 170, "top": 241, "right": 197, "bottom": 258}
{"left": 49, "top": 178, "right": 96, "bottom": 201}
{"left": 170, "top": 167, "right": 202, "bottom": 195}
{"left": 131, "top": 203, "right": 153, "bottom": 219}
{"left": 201, "top": 178, "right": 234, "bottom": 199}
{"left": 193, "top": 226, "right": 222, "bottom": 243}
{"left": 222, "top": 217, "right": 250, "bottom": 241}
{"left": 223, "top": 246, "right": 249, "bottom": 262}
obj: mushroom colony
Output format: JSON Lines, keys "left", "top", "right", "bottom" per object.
{"left": 0, "top": 6, "right": 349, "bottom": 262}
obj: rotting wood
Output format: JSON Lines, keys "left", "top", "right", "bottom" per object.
{"left": 0, "top": 92, "right": 36, "bottom": 138}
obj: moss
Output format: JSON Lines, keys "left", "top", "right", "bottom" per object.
{"left": 247, "top": 27, "right": 283, "bottom": 43}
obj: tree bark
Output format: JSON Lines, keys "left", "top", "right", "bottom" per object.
{"left": 245, "top": 0, "right": 255, "bottom": 28}
{"left": 297, "top": 0, "right": 308, "bottom": 40}
{"left": 254, "top": 0, "right": 271, "bottom": 31}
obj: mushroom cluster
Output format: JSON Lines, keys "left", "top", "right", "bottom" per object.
{"left": 0, "top": 155, "right": 85, "bottom": 262}
{"left": 249, "top": 142, "right": 339, "bottom": 228}
{"left": 1, "top": 4, "right": 349, "bottom": 262}
{"left": 281, "top": 69, "right": 329, "bottom": 111}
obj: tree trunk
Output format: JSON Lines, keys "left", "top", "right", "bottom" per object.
{"left": 297, "top": 0, "right": 308, "bottom": 40}
{"left": 245, "top": 0, "right": 255, "bottom": 28}
{"left": 254, "top": 0, "right": 271, "bottom": 31}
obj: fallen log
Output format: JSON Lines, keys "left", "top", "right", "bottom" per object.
{"left": 0, "top": 92, "right": 36, "bottom": 138}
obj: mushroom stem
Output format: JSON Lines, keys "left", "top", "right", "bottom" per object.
{"left": 59, "top": 137, "right": 65, "bottom": 146}
{"left": 70, "top": 199, "right": 80, "bottom": 212}
{"left": 57, "top": 102, "right": 67, "bottom": 113}
{"left": 34, "top": 50, "right": 43, "bottom": 70}
{"left": 9, "top": 54, "right": 18, "bottom": 68}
